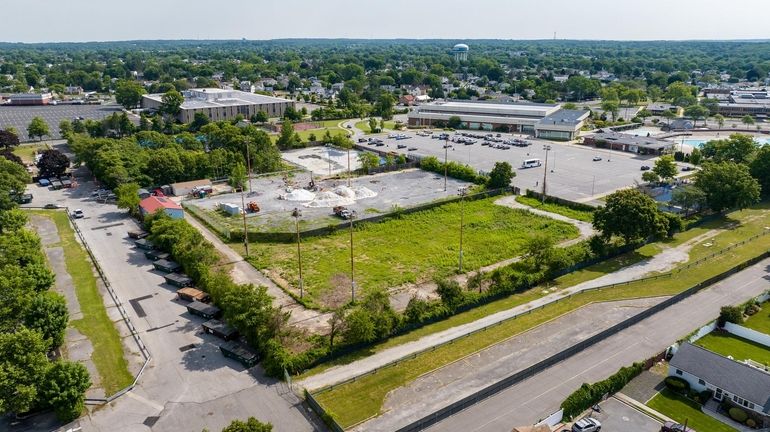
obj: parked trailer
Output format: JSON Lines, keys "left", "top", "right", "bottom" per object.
{"left": 186, "top": 301, "right": 221, "bottom": 320}
{"left": 153, "top": 259, "right": 182, "bottom": 273}
{"left": 176, "top": 287, "right": 211, "bottom": 303}
{"left": 144, "top": 249, "right": 170, "bottom": 261}
{"left": 164, "top": 273, "right": 193, "bottom": 288}
{"left": 219, "top": 341, "right": 259, "bottom": 367}
{"left": 202, "top": 319, "right": 239, "bottom": 341}
{"left": 134, "top": 238, "right": 155, "bottom": 250}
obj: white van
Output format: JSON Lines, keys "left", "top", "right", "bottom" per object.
{"left": 522, "top": 158, "right": 542, "bottom": 168}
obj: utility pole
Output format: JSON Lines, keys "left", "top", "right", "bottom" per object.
{"left": 542, "top": 145, "right": 551, "bottom": 203}
{"left": 240, "top": 189, "right": 249, "bottom": 257}
{"left": 444, "top": 137, "right": 449, "bottom": 191}
{"left": 349, "top": 210, "right": 357, "bottom": 303}
{"left": 459, "top": 187, "right": 468, "bottom": 272}
{"left": 245, "top": 139, "right": 253, "bottom": 194}
{"left": 347, "top": 146, "right": 351, "bottom": 187}
{"left": 292, "top": 208, "right": 303, "bottom": 298}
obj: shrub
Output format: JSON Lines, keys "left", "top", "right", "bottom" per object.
{"left": 746, "top": 418, "right": 756, "bottom": 428}
{"left": 664, "top": 376, "right": 690, "bottom": 393}
{"left": 744, "top": 302, "right": 761, "bottom": 316}
{"left": 718, "top": 305, "right": 744, "bottom": 326}
{"left": 729, "top": 407, "right": 748, "bottom": 423}
{"left": 560, "top": 363, "right": 643, "bottom": 420}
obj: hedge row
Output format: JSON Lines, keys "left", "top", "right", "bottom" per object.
{"left": 419, "top": 155, "right": 489, "bottom": 185}
{"left": 560, "top": 362, "right": 643, "bottom": 420}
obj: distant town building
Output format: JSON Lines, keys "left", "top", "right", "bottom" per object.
{"left": 716, "top": 90, "right": 770, "bottom": 118}
{"left": 453, "top": 43, "right": 469, "bottom": 62}
{"left": 64, "top": 86, "right": 84, "bottom": 95}
{"left": 646, "top": 102, "right": 683, "bottom": 117}
{"left": 7, "top": 93, "right": 53, "bottom": 106}
{"left": 141, "top": 88, "right": 295, "bottom": 123}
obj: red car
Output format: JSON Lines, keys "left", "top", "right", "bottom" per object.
{"left": 661, "top": 421, "right": 695, "bottom": 432}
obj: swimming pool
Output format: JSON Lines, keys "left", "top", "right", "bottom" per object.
{"left": 679, "top": 136, "right": 770, "bottom": 148}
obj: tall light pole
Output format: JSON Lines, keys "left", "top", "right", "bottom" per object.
{"left": 444, "top": 137, "right": 449, "bottom": 192}
{"left": 292, "top": 208, "right": 303, "bottom": 298}
{"left": 541, "top": 145, "right": 551, "bottom": 203}
{"left": 240, "top": 189, "right": 249, "bottom": 258}
{"left": 347, "top": 145, "right": 352, "bottom": 187}
{"left": 458, "top": 186, "right": 468, "bottom": 273}
{"left": 245, "top": 138, "right": 253, "bottom": 194}
{"left": 348, "top": 210, "right": 357, "bottom": 303}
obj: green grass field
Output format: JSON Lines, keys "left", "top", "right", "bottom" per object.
{"left": 245, "top": 196, "right": 579, "bottom": 308}
{"left": 312, "top": 205, "right": 770, "bottom": 427}
{"left": 695, "top": 332, "right": 770, "bottom": 366}
{"left": 30, "top": 210, "right": 133, "bottom": 396}
{"left": 743, "top": 305, "right": 770, "bottom": 335}
{"left": 514, "top": 195, "right": 594, "bottom": 222}
{"left": 354, "top": 120, "right": 397, "bottom": 134}
{"left": 647, "top": 389, "right": 737, "bottom": 432}
{"left": 12, "top": 142, "right": 49, "bottom": 163}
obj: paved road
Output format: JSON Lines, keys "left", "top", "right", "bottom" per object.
{"left": 21, "top": 144, "right": 321, "bottom": 432}
{"left": 424, "top": 256, "right": 770, "bottom": 432}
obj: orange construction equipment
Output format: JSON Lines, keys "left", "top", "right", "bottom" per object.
{"left": 247, "top": 201, "right": 260, "bottom": 213}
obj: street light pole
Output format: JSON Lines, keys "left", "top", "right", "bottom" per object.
{"left": 542, "top": 145, "right": 551, "bottom": 203}
{"left": 444, "top": 137, "right": 449, "bottom": 192}
{"left": 245, "top": 139, "right": 253, "bottom": 194}
{"left": 459, "top": 187, "right": 468, "bottom": 272}
{"left": 349, "top": 210, "right": 356, "bottom": 303}
{"left": 292, "top": 208, "right": 303, "bottom": 298}
{"left": 240, "top": 189, "right": 249, "bottom": 258}
{"left": 347, "top": 146, "right": 351, "bottom": 187}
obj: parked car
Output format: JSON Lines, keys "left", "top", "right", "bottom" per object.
{"left": 43, "top": 203, "right": 60, "bottom": 209}
{"left": 640, "top": 165, "right": 651, "bottom": 171}
{"left": 407, "top": 147, "right": 418, "bottom": 151}
{"left": 572, "top": 418, "right": 601, "bottom": 432}
{"left": 358, "top": 138, "right": 367, "bottom": 143}
{"left": 661, "top": 422, "right": 695, "bottom": 432}
{"left": 397, "top": 144, "right": 407, "bottom": 149}
{"left": 72, "top": 209, "right": 84, "bottom": 219}
{"left": 592, "top": 156, "right": 602, "bottom": 161}
{"left": 682, "top": 166, "right": 694, "bottom": 171}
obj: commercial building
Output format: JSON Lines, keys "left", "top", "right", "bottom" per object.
{"left": 7, "top": 93, "right": 53, "bottom": 106}
{"left": 583, "top": 131, "right": 675, "bottom": 155}
{"left": 715, "top": 90, "right": 770, "bottom": 118}
{"left": 139, "top": 196, "right": 184, "bottom": 219}
{"left": 141, "top": 88, "right": 295, "bottom": 123}
{"left": 407, "top": 100, "right": 588, "bottom": 140}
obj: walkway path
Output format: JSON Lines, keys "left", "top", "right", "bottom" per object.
{"left": 184, "top": 214, "right": 332, "bottom": 333}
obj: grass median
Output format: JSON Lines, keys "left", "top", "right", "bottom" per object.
{"left": 354, "top": 119, "right": 396, "bottom": 133}
{"left": 31, "top": 210, "right": 133, "bottom": 396}
{"left": 313, "top": 206, "right": 770, "bottom": 428}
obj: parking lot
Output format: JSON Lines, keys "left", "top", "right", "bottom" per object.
{"left": 0, "top": 103, "right": 125, "bottom": 141}
{"left": 186, "top": 169, "right": 472, "bottom": 232}
{"left": 590, "top": 397, "right": 661, "bottom": 432}
{"left": 368, "top": 130, "right": 660, "bottom": 202}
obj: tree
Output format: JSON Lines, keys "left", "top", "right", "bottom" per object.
{"left": 435, "top": 278, "right": 464, "bottom": 309}
{"left": 641, "top": 171, "right": 660, "bottom": 184}
{"left": 115, "top": 80, "right": 146, "bottom": 109}
{"left": 24, "top": 291, "right": 68, "bottom": 349}
{"left": 487, "top": 161, "right": 515, "bottom": 189}
{"left": 115, "top": 183, "right": 141, "bottom": 215}
{"left": 600, "top": 100, "right": 619, "bottom": 122}
{"left": 700, "top": 134, "right": 758, "bottom": 164}
{"left": 342, "top": 308, "right": 375, "bottom": 344}
{"left": 27, "top": 117, "right": 50, "bottom": 141}
{"left": 276, "top": 120, "right": 300, "bottom": 150}
{"left": 447, "top": 115, "right": 462, "bottom": 129}
{"left": 1, "top": 150, "right": 23, "bottom": 166}
{"left": 670, "top": 185, "right": 706, "bottom": 216}
{"left": 665, "top": 82, "right": 697, "bottom": 107}
{"left": 695, "top": 161, "right": 760, "bottom": 212}
{"left": 159, "top": 89, "right": 184, "bottom": 119}
{"left": 0, "top": 129, "right": 20, "bottom": 150}
{"left": 714, "top": 114, "right": 725, "bottom": 129}
{"left": 0, "top": 208, "right": 28, "bottom": 233}
{"left": 742, "top": 115, "right": 756, "bottom": 127}
{"left": 660, "top": 109, "right": 676, "bottom": 126}
{"left": 593, "top": 189, "right": 669, "bottom": 244}
{"left": 36, "top": 149, "right": 70, "bottom": 178}
{"left": 684, "top": 104, "right": 709, "bottom": 127}
{"left": 357, "top": 152, "right": 380, "bottom": 171}
{"left": 59, "top": 120, "right": 74, "bottom": 138}
{"left": 368, "top": 117, "right": 378, "bottom": 133}
{"left": 523, "top": 233, "right": 556, "bottom": 271}
{"left": 39, "top": 361, "right": 91, "bottom": 422}
{"left": 652, "top": 155, "right": 677, "bottom": 182}
{"left": 221, "top": 417, "right": 273, "bottom": 432}
{"left": 229, "top": 162, "right": 247, "bottom": 191}
{"left": 750, "top": 146, "right": 770, "bottom": 198}
{"left": 251, "top": 111, "right": 268, "bottom": 124}
{"left": 374, "top": 93, "right": 395, "bottom": 120}
{"left": 0, "top": 158, "right": 31, "bottom": 211}
{"left": 0, "top": 327, "right": 50, "bottom": 414}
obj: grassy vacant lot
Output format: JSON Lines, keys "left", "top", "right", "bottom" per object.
{"left": 354, "top": 119, "right": 397, "bottom": 133}
{"left": 647, "top": 389, "right": 737, "bottom": 432}
{"left": 695, "top": 332, "right": 770, "bottom": 366}
{"left": 742, "top": 303, "right": 770, "bottom": 335}
{"left": 515, "top": 195, "right": 594, "bottom": 222}
{"left": 248, "top": 197, "right": 578, "bottom": 308}
{"left": 313, "top": 205, "right": 770, "bottom": 427}
{"left": 12, "top": 142, "right": 49, "bottom": 163}
{"left": 31, "top": 210, "right": 133, "bottom": 396}
{"left": 270, "top": 119, "right": 351, "bottom": 144}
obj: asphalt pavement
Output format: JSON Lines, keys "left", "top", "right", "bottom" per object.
{"left": 0, "top": 103, "right": 126, "bottom": 141}
{"left": 424, "top": 257, "right": 770, "bottom": 432}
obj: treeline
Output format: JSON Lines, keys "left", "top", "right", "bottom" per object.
{"left": 0, "top": 159, "right": 91, "bottom": 422}
{"left": 68, "top": 121, "right": 283, "bottom": 189}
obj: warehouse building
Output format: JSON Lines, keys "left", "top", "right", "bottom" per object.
{"left": 142, "top": 88, "right": 295, "bottom": 123}
{"left": 407, "top": 100, "right": 588, "bottom": 140}
{"left": 6, "top": 93, "right": 53, "bottom": 106}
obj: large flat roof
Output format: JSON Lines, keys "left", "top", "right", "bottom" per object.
{"left": 537, "top": 109, "right": 590, "bottom": 127}
{"left": 144, "top": 88, "right": 292, "bottom": 110}
{"left": 588, "top": 131, "right": 675, "bottom": 149}
{"left": 435, "top": 100, "right": 558, "bottom": 112}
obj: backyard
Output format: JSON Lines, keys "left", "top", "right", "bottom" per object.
{"left": 647, "top": 389, "right": 737, "bottom": 432}
{"left": 245, "top": 196, "right": 579, "bottom": 308}
{"left": 742, "top": 303, "right": 770, "bottom": 335}
{"left": 695, "top": 332, "right": 770, "bottom": 366}
{"left": 311, "top": 204, "right": 770, "bottom": 427}
{"left": 12, "top": 141, "right": 49, "bottom": 163}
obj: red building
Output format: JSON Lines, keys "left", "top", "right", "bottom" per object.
{"left": 8, "top": 93, "right": 53, "bottom": 106}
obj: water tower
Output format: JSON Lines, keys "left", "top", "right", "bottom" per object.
{"left": 453, "top": 43, "right": 469, "bottom": 62}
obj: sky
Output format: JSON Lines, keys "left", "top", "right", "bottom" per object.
{"left": 3, "top": 0, "right": 770, "bottom": 43}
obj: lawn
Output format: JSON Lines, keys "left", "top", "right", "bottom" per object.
{"left": 12, "top": 142, "right": 49, "bottom": 163}
{"left": 30, "top": 210, "right": 133, "bottom": 396}
{"left": 743, "top": 304, "right": 770, "bottom": 335}
{"left": 647, "top": 389, "right": 737, "bottom": 432}
{"left": 311, "top": 205, "right": 770, "bottom": 427}
{"left": 246, "top": 196, "right": 579, "bottom": 308}
{"left": 515, "top": 195, "right": 594, "bottom": 222}
{"left": 695, "top": 332, "right": 770, "bottom": 366}
{"left": 354, "top": 119, "right": 397, "bottom": 134}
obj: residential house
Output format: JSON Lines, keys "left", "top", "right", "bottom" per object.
{"left": 64, "top": 86, "right": 83, "bottom": 95}
{"left": 139, "top": 196, "right": 184, "bottom": 220}
{"left": 669, "top": 342, "right": 770, "bottom": 427}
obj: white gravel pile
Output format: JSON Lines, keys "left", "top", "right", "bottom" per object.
{"left": 282, "top": 188, "right": 316, "bottom": 201}
{"left": 305, "top": 191, "right": 355, "bottom": 208}
{"left": 352, "top": 186, "right": 377, "bottom": 199}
